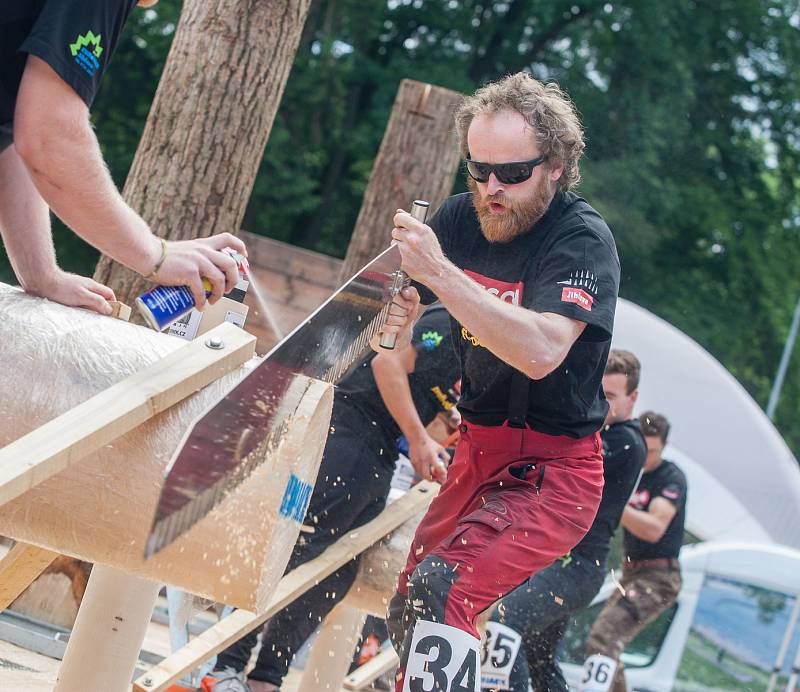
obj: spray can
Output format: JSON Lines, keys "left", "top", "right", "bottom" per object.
{"left": 136, "top": 250, "right": 249, "bottom": 331}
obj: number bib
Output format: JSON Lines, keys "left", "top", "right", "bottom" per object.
{"left": 577, "top": 654, "right": 617, "bottom": 692}
{"left": 479, "top": 621, "right": 522, "bottom": 690}
{"left": 403, "top": 619, "right": 481, "bottom": 692}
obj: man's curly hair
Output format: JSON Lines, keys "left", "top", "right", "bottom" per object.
{"left": 455, "top": 72, "right": 585, "bottom": 191}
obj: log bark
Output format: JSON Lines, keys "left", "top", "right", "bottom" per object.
{"left": 338, "top": 80, "right": 463, "bottom": 283}
{"left": 94, "top": 0, "right": 312, "bottom": 311}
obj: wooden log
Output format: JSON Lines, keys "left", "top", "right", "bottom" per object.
{"left": 338, "top": 80, "right": 463, "bottom": 283}
{"left": 344, "top": 502, "right": 427, "bottom": 617}
{"left": 94, "top": 0, "right": 314, "bottom": 313}
{"left": 0, "top": 285, "right": 333, "bottom": 611}
{"left": 0, "top": 319, "right": 254, "bottom": 508}
{"left": 133, "top": 481, "right": 438, "bottom": 692}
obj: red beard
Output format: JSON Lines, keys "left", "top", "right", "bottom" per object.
{"left": 468, "top": 176, "right": 554, "bottom": 243}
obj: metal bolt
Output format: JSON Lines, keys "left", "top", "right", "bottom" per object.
{"left": 205, "top": 336, "right": 225, "bottom": 350}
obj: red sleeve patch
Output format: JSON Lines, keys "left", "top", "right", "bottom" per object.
{"left": 561, "top": 286, "right": 594, "bottom": 311}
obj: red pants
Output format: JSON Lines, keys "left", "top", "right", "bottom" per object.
{"left": 397, "top": 421, "right": 604, "bottom": 639}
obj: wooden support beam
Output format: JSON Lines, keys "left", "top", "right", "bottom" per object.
{"left": 0, "top": 321, "right": 255, "bottom": 508}
{"left": 133, "top": 481, "right": 438, "bottom": 692}
{"left": 0, "top": 542, "right": 59, "bottom": 610}
{"left": 343, "top": 648, "right": 400, "bottom": 690}
{"left": 299, "top": 602, "right": 367, "bottom": 691}
{"left": 54, "top": 565, "right": 161, "bottom": 692}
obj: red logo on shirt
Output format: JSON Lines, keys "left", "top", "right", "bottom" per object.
{"left": 662, "top": 488, "right": 679, "bottom": 501}
{"left": 464, "top": 270, "right": 524, "bottom": 306}
{"left": 561, "top": 287, "right": 594, "bottom": 311}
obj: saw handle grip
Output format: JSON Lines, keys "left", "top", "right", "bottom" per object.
{"left": 379, "top": 199, "right": 430, "bottom": 350}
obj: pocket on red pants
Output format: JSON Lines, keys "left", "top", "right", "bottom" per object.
{"left": 446, "top": 506, "right": 511, "bottom": 551}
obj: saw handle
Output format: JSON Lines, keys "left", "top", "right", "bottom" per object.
{"left": 379, "top": 199, "right": 430, "bottom": 350}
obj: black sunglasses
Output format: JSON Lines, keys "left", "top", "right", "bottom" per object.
{"left": 465, "top": 155, "right": 549, "bottom": 185}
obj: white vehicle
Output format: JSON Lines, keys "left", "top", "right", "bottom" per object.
{"left": 558, "top": 542, "right": 800, "bottom": 691}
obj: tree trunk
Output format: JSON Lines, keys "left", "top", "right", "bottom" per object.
{"left": 94, "top": 0, "right": 312, "bottom": 312}
{"left": 337, "top": 80, "right": 463, "bottom": 283}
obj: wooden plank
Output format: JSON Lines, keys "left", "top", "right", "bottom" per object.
{"left": 0, "top": 542, "right": 59, "bottom": 610}
{"left": 133, "top": 481, "right": 438, "bottom": 692}
{"left": 343, "top": 648, "right": 400, "bottom": 690}
{"left": 0, "top": 321, "right": 255, "bottom": 507}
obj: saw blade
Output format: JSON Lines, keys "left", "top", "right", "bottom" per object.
{"left": 144, "top": 244, "right": 405, "bottom": 558}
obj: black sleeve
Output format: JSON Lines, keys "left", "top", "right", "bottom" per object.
{"left": 602, "top": 424, "right": 645, "bottom": 473}
{"left": 407, "top": 306, "right": 460, "bottom": 423}
{"left": 657, "top": 468, "right": 687, "bottom": 510}
{"left": 410, "top": 197, "right": 457, "bottom": 306}
{"left": 19, "top": 0, "right": 136, "bottom": 107}
{"left": 530, "top": 223, "right": 620, "bottom": 342}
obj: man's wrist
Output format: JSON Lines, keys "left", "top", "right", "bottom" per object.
{"left": 424, "top": 257, "right": 456, "bottom": 296}
{"left": 130, "top": 234, "right": 165, "bottom": 277}
{"left": 21, "top": 265, "right": 65, "bottom": 296}
{"left": 142, "top": 237, "right": 168, "bottom": 279}
{"left": 404, "top": 426, "right": 430, "bottom": 446}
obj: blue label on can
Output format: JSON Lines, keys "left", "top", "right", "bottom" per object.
{"left": 279, "top": 473, "right": 314, "bottom": 524}
{"left": 137, "top": 285, "right": 197, "bottom": 330}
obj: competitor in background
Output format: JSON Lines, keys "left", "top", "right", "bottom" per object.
{"left": 202, "top": 303, "right": 460, "bottom": 692}
{"left": 483, "top": 349, "right": 646, "bottom": 690}
{"left": 579, "top": 411, "right": 687, "bottom": 692}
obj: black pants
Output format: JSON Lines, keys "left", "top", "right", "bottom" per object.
{"left": 215, "top": 404, "right": 395, "bottom": 685}
{"left": 488, "top": 551, "right": 607, "bottom": 692}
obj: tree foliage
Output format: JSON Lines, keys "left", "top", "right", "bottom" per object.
{"left": 1, "top": 0, "right": 798, "bottom": 455}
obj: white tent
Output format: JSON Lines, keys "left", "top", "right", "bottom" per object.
{"left": 613, "top": 299, "right": 800, "bottom": 550}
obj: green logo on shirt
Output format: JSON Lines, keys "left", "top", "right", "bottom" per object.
{"left": 421, "top": 331, "right": 443, "bottom": 350}
{"left": 69, "top": 31, "right": 104, "bottom": 77}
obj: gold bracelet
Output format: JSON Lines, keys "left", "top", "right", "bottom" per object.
{"left": 143, "top": 237, "right": 167, "bottom": 279}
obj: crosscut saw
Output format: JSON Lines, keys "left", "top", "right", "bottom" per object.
{"left": 144, "top": 201, "right": 430, "bottom": 558}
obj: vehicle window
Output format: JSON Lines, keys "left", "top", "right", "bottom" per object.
{"left": 674, "top": 573, "right": 798, "bottom": 690}
{"left": 558, "top": 600, "right": 677, "bottom": 669}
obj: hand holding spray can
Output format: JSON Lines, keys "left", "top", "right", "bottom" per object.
{"left": 136, "top": 249, "right": 249, "bottom": 331}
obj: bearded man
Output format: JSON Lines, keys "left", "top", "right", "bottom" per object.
{"left": 384, "top": 72, "right": 621, "bottom": 692}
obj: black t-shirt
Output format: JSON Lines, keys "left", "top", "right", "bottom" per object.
{"left": 335, "top": 303, "right": 460, "bottom": 453}
{"left": 1, "top": 0, "right": 136, "bottom": 150}
{"left": 624, "top": 459, "right": 687, "bottom": 560}
{"left": 415, "top": 191, "right": 620, "bottom": 437}
{"left": 574, "top": 419, "right": 647, "bottom": 562}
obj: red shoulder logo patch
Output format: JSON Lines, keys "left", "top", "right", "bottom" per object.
{"left": 561, "top": 287, "right": 594, "bottom": 311}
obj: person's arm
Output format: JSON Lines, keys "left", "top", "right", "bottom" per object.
{"left": 371, "top": 345, "right": 448, "bottom": 483}
{"left": 620, "top": 498, "right": 677, "bottom": 543}
{"left": 0, "top": 144, "right": 117, "bottom": 312}
{"left": 390, "top": 209, "right": 584, "bottom": 379}
{"left": 13, "top": 56, "right": 245, "bottom": 307}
